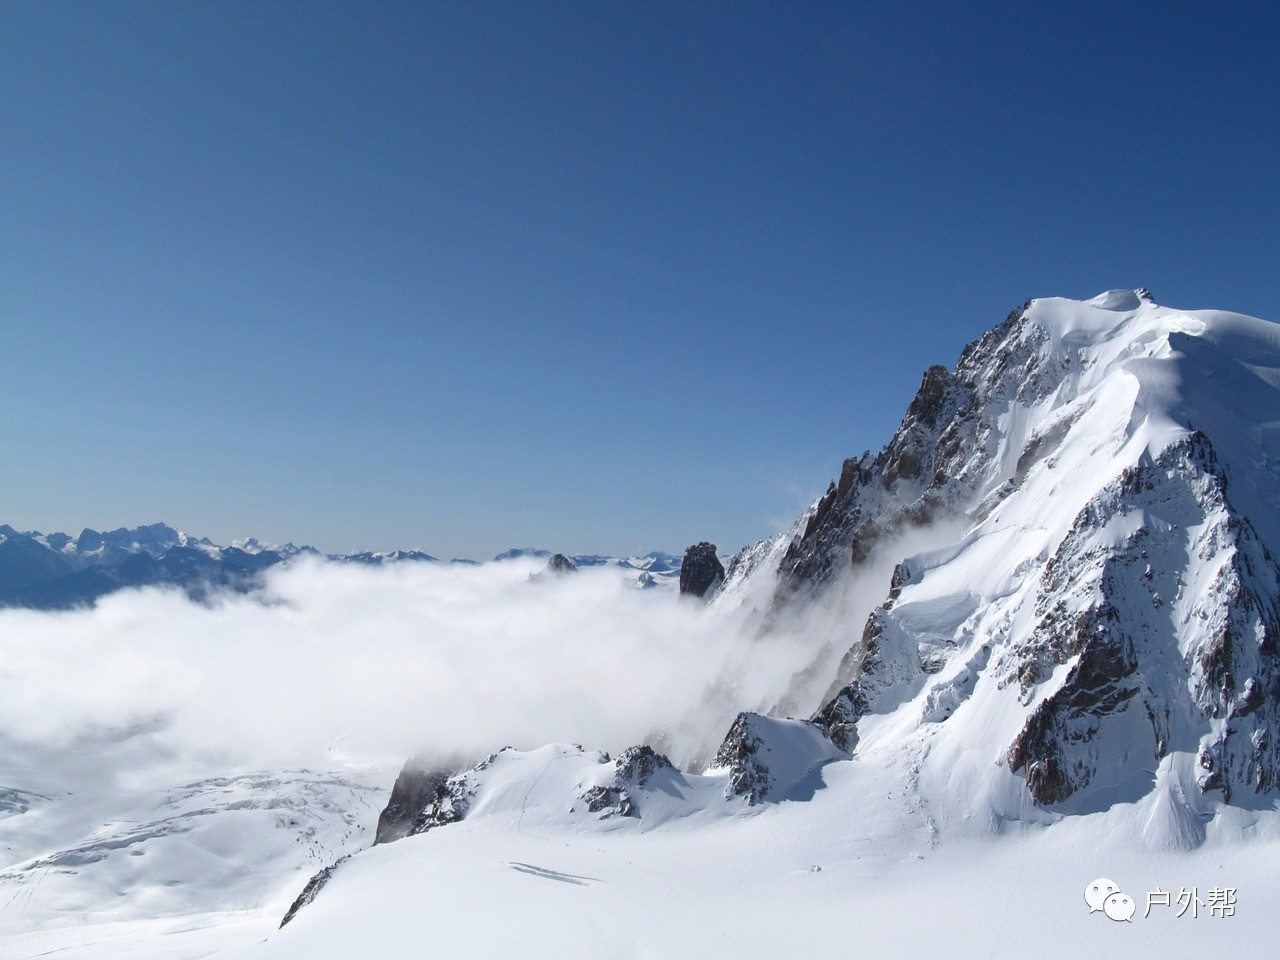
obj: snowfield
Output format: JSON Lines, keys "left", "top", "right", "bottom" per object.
{"left": 0, "top": 728, "right": 386, "bottom": 959}
{"left": 223, "top": 744, "right": 1280, "bottom": 960}
{"left": 7, "top": 743, "right": 1278, "bottom": 959}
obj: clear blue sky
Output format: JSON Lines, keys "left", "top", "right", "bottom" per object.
{"left": 2, "top": 2, "right": 1277, "bottom": 559}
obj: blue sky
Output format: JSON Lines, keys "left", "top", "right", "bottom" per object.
{"left": 2, "top": 2, "right": 1277, "bottom": 559}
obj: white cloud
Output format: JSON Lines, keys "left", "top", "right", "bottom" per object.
{"left": 0, "top": 558, "right": 770, "bottom": 775}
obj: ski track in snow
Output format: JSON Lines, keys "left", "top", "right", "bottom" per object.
{"left": 506, "top": 862, "right": 602, "bottom": 885}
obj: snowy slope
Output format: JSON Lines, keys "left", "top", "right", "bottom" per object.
{"left": 217, "top": 738, "right": 1280, "bottom": 960}
{"left": 801, "top": 291, "right": 1280, "bottom": 824}
{"left": 0, "top": 728, "right": 387, "bottom": 959}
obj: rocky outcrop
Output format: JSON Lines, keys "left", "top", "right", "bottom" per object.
{"left": 404, "top": 748, "right": 524, "bottom": 838}
{"left": 679, "top": 542, "right": 724, "bottom": 598}
{"left": 374, "top": 757, "right": 456, "bottom": 845}
{"left": 546, "top": 553, "right": 579, "bottom": 575}
{"left": 712, "top": 713, "right": 774, "bottom": 804}
{"left": 409, "top": 774, "right": 474, "bottom": 836}
{"left": 1005, "top": 622, "right": 1139, "bottom": 805}
{"left": 711, "top": 712, "right": 845, "bottom": 805}
{"left": 577, "top": 745, "right": 675, "bottom": 819}
{"left": 280, "top": 855, "right": 350, "bottom": 927}
{"left": 811, "top": 679, "right": 871, "bottom": 753}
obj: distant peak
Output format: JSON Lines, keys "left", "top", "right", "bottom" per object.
{"left": 493, "top": 548, "right": 552, "bottom": 562}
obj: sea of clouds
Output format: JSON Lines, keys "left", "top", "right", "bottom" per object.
{"left": 0, "top": 556, "right": 830, "bottom": 779}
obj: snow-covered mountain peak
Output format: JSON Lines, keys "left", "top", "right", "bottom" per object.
{"left": 976, "top": 293, "right": 1280, "bottom": 552}
{"left": 1015, "top": 290, "right": 1278, "bottom": 394}
{"left": 726, "top": 293, "right": 1280, "bottom": 827}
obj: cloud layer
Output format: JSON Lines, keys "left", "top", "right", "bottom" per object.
{"left": 0, "top": 558, "right": 780, "bottom": 775}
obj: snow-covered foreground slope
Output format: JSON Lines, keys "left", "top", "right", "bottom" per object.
{"left": 217, "top": 743, "right": 1280, "bottom": 960}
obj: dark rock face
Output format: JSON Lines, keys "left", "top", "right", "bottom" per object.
{"left": 811, "top": 682, "right": 870, "bottom": 753}
{"left": 406, "top": 749, "right": 518, "bottom": 838}
{"left": 811, "top": 608, "right": 891, "bottom": 748}
{"left": 374, "top": 757, "right": 455, "bottom": 845}
{"left": 409, "top": 777, "right": 472, "bottom": 836}
{"left": 765, "top": 305, "right": 1044, "bottom": 605}
{"left": 546, "top": 553, "right": 579, "bottom": 575}
{"left": 713, "top": 713, "right": 774, "bottom": 805}
{"left": 1005, "top": 626, "right": 1140, "bottom": 805}
{"left": 280, "top": 855, "right": 351, "bottom": 927}
{"left": 679, "top": 542, "right": 724, "bottom": 598}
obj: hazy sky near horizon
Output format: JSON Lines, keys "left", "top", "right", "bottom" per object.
{"left": 2, "top": 2, "right": 1277, "bottom": 559}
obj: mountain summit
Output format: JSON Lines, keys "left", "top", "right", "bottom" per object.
{"left": 724, "top": 290, "right": 1280, "bottom": 824}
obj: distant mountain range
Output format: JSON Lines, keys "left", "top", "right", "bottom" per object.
{"left": 0, "top": 523, "right": 683, "bottom": 610}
